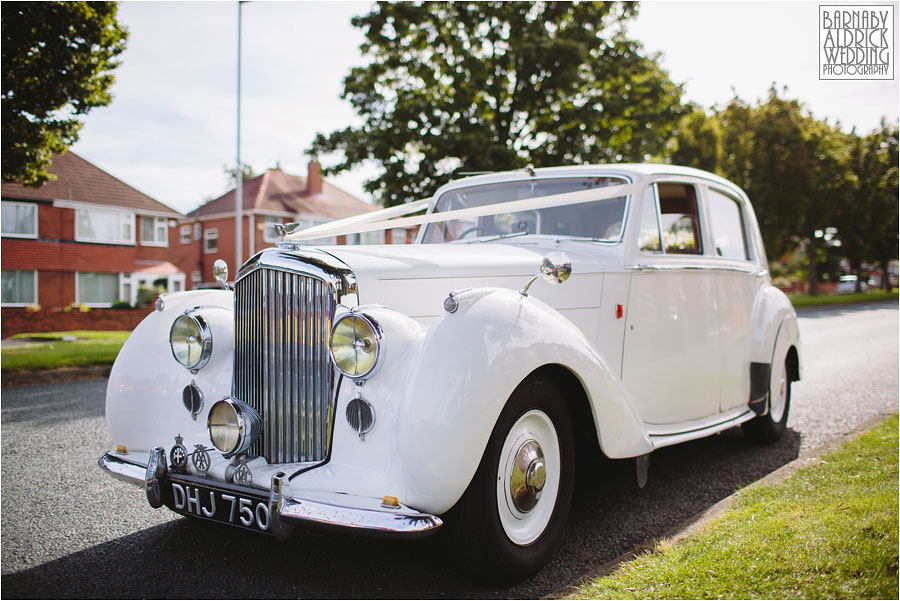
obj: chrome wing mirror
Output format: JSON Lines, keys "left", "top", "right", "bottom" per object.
{"left": 520, "top": 251, "right": 572, "bottom": 297}
{"left": 213, "top": 259, "right": 231, "bottom": 291}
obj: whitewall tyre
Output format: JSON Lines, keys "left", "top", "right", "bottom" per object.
{"left": 448, "top": 376, "right": 575, "bottom": 584}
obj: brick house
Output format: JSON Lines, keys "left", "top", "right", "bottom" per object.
{"left": 1, "top": 151, "right": 185, "bottom": 314}
{"left": 179, "top": 160, "right": 408, "bottom": 287}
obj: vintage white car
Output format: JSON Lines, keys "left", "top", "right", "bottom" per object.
{"left": 99, "top": 164, "right": 800, "bottom": 582}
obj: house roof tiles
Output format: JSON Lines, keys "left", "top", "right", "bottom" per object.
{"left": 1, "top": 151, "right": 181, "bottom": 217}
{"left": 188, "top": 167, "right": 378, "bottom": 219}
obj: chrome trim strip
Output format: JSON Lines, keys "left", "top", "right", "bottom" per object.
{"left": 278, "top": 496, "right": 443, "bottom": 539}
{"left": 627, "top": 263, "right": 766, "bottom": 274}
{"left": 98, "top": 452, "right": 146, "bottom": 486}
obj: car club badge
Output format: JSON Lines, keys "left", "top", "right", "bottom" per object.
{"left": 191, "top": 444, "right": 211, "bottom": 476}
{"left": 169, "top": 434, "right": 188, "bottom": 472}
{"left": 226, "top": 457, "right": 253, "bottom": 487}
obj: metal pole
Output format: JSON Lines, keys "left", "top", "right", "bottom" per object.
{"left": 234, "top": 0, "right": 244, "bottom": 271}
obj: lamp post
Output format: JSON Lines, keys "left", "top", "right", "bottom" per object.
{"left": 234, "top": 0, "right": 245, "bottom": 271}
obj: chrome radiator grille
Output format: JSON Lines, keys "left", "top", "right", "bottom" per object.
{"left": 233, "top": 267, "right": 335, "bottom": 463}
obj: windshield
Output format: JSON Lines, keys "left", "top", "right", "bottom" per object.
{"left": 420, "top": 176, "right": 628, "bottom": 244}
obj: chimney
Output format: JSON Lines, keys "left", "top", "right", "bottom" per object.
{"left": 307, "top": 160, "right": 323, "bottom": 195}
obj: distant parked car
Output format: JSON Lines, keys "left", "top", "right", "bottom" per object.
{"left": 836, "top": 274, "right": 867, "bottom": 294}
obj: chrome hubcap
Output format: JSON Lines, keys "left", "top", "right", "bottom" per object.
{"left": 497, "top": 409, "right": 561, "bottom": 545}
{"left": 510, "top": 440, "right": 545, "bottom": 512}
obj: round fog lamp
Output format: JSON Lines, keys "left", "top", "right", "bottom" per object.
{"left": 169, "top": 313, "right": 212, "bottom": 370}
{"left": 329, "top": 313, "right": 381, "bottom": 379}
{"left": 207, "top": 398, "right": 261, "bottom": 457}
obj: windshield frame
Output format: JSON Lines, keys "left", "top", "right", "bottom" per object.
{"left": 416, "top": 173, "right": 635, "bottom": 245}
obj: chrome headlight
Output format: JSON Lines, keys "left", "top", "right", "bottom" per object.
{"left": 329, "top": 312, "right": 382, "bottom": 379}
{"left": 169, "top": 312, "right": 212, "bottom": 371}
{"left": 207, "top": 398, "right": 261, "bottom": 457}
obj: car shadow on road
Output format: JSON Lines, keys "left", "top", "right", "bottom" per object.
{"left": 2, "top": 426, "right": 800, "bottom": 600}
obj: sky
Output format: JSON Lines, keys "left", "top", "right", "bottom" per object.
{"left": 70, "top": 1, "right": 900, "bottom": 215}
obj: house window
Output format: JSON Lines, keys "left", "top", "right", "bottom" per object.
{"left": 299, "top": 218, "right": 336, "bottom": 246}
{"left": 363, "top": 230, "right": 385, "bottom": 245}
{"left": 180, "top": 225, "right": 192, "bottom": 244}
{"left": 1, "top": 202, "right": 38, "bottom": 238}
{"left": 1, "top": 269, "right": 37, "bottom": 305}
{"left": 77, "top": 272, "right": 120, "bottom": 306}
{"left": 391, "top": 229, "right": 407, "bottom": 245}
{"left": 204, "top": 229, "right": 218, "bottom": 253}
{"left": 76, "top": 208, "right": 135, "bottom": 244}
{"left": 263, "top": 217, "right": 282, "bottom": 242}
{"left": 194, "top": 223, "right": 202, "bottom": 241}
{"left": 141, "top": 216, "right": 169, "bottom": 246}
{"left": 191, "top": 271, "right": 202, "bottom": 288}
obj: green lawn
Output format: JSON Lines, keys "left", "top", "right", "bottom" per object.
{"left": 789, "top": 290, "right": 899, "bottom": 308}
{"left": 2, "top": 330, "right": 129, "bottom": 372}
{"left": 566, "top": 414, "right": 899, "bottom": 599}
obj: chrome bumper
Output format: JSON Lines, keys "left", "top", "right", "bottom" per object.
{"left": 98, "top": 451, "right": 442, "bottom": 539}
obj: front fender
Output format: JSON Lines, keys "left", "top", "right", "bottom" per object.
{"left": 386, "top": 287, "right": 650, "bottom": 515}
{"left": 105, "top": 290, "right": 234, "bottom": 453}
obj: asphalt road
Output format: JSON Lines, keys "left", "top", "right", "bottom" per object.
{"left": 2, "top": 302, "right": 897, "bottom": 599}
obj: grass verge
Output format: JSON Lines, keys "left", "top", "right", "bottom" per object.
{"left": 566, "top": 414, "right": 899, "bottom": 599}
{"left": 789, "top": 290, "right": 898, "bottom": 308}
{"left": 2, "top": 330, "right": 129, "bottom": 372}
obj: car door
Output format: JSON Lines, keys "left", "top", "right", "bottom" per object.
{"left": 705, "top": 185, "right": 766, "bottom": 413}
{"left": 621, "top": 180, "right": 721, "bottom": 426}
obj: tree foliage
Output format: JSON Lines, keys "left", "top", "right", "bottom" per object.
{"left": 671, "top": 87, "right": 897, "bottom": 294}
{"left": 2, "top": 1, "right": 127, "bottom": 187}
{"left": 224, "top": 162, "right": 258, "bottom": 186}
{"left": 311, "top": 1, "right": 686, "bottom": 206}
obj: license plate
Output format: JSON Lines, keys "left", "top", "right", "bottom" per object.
{"left": 164, "top": 477, "right": 271, "bottom": 533}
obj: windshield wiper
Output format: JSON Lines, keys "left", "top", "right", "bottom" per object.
{"left": 466, "top": 231, "right": 529, "bottom": 243}
{"left": 563, "top": 237, "right": 617, "bottom": 243}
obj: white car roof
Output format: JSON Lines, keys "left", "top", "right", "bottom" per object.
{"left": 434, "top": 163, "right": 748, "bottom": 202}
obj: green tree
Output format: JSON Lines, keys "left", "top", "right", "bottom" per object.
{"left": 310, "top": 1, "right": 686, "bottom": 206}
{"left": 715, "top": 88, "right": 856, "bottom": 294}
{"left": 669, "top": 108, "right": 722, "bottom": 174}
{"left": 224, "top": 162, "right": 258, "bottom": 186}
{"left": 860, "top": 120, "right": 899, "bottom": 292}
{"left": 2, "top": 1, "right": 127, "bottom": 187}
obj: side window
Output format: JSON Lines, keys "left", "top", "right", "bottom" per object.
{"left": 637, "top": 193, "right": 661, "bottom": 252}
{"left": 707, "top": 188, "right": 750, "bottom": 261}
{"left": 657, "top": 183, "right": 702, "bottom": 255}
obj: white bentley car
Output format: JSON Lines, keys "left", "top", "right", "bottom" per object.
{"left": 99, "top": 164, "right": 800, "bottom": 582}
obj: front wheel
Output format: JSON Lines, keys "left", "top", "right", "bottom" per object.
{"left": 743, "top": 357, "right": 791, "bottom": 443}
{"left": 449, "top": 377, "right": 575, "bottom": 584}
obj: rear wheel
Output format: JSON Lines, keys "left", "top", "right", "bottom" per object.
{"left": 743, "top": 357, "right": 791, "bottom": 443}
{"left": 450, "top": 377, "right": 574, "bottom": 584}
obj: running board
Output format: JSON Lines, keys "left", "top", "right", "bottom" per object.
{"left": 647, "top": 410, "right": 755, "bottom": 450}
